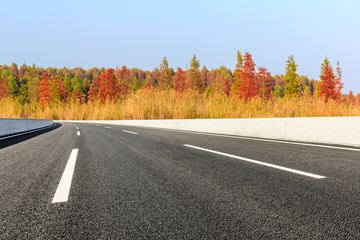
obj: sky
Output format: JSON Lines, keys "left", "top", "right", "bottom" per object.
{"left": 1, "top": 0, "right": 359, "bottom": 93}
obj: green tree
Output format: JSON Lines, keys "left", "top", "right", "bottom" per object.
{"left": 50, "top": 75, "right": 65, "bottom": 103}
{"left": 130, "top": 75, "right": 140, "bottom": 93}
{"left": 28, "top": 76, "right": 40, "bottom": 102}
{"left": 7, "top": 75, "right": 19, "bottom": 99}
{"left": 0, "top": 70, "right": 12, "bottom": 98}
{"left": 232, "top": 51, "right": 243, "bottom": 98}
{"left": 62, "top": 75, "right": 72, "bottom": 101}
{"left": 83, "top": 77, "right": 91, "bottom": 97}
{"left": 321, "top": 56, "right": 330, "bottom": 74}
{"left": 71, "top": 75, "right": 84, "bottom": 91}
{"left": 303, "top": 86, "right": 311, "bottom": 98}
{"left": 72, "top": 81, "right": 86, "bottom": 103}
{"left": 187, "top": 54, "right": 202, "bottom": 90}
{"left": 18, "top": 78, "right": 29, "bottom": 104}
{"left": 159, "top": 56, "right": 172, "bottom": 89}
{"left": 273, "top": 84, "right": 283, "bottom": 98}
{"left": 284, "top": 55, "right": 301, "bottom": 98}
{"left": 200, "top": 66, "right": 208, "bottom": 89}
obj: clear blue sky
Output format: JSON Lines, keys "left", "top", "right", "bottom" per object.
{"left": 1, "top": 0, "right": 359, "bottom": 93}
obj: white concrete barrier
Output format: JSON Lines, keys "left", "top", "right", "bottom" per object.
{"left": 64, "top": 117, "right": 360, "bottom": 147}
{"left": 0, "top": 118, "right": 54, "bottom": 137}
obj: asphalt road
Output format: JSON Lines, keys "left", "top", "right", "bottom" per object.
{"left": 1, "top": 122, "right": 360, "bottom": 239}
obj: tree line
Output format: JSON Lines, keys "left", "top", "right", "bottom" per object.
{"left": 0, "top": 52, "right": 356, "bottom": 106}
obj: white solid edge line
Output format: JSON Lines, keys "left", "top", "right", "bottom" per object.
{"left": 155, "top": 128, "right": 360, "bottom": 152}
{"left": 122, "top": 130, "right": 138, "bottom": 135}
{"left": 77, "top": 131, "right": 80, "bottom": 136}
{"left": 184, "top": 144, "right": 326, "bottom": 179}
{"left": 52, "top": 149, "right": 79, "bottom": 203}
{"left": 0, "top": 123, "right": 56, "bottom": 141}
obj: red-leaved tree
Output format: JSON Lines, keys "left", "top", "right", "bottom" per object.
{"left": 334, "top": 61, "right": 344, "bottom": 99}
{"left": 39, "top": 72, "right": 51, "bottom": 106}
{"left": 98, "top": 68, "right": 118, "bottom": 103}
{"left": 116, "top": 77, "right": 128, "bottom": 100}
{"left": 319, "top": 59, "right": 343, "bottom": 101}
{"left": 88, "top": 75, "right": 101, "bottom": 102}
{"left": 240, "top": 52, "right": 257, "bottom": 100}
{"left": 118, "top": 65, "right": 131, "bottom": 86}
{"left": 256, "top": 67, "right": 273, "bottom": 100}
{"left": 174, "top": 67, "right": 186, "bottom": 93}
{"left": 0, "top": 76, "right": 8, "bottom": 99}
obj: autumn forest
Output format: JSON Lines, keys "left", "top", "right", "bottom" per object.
{"left": 1, "top": 52, "right": 359, "bottom": 120}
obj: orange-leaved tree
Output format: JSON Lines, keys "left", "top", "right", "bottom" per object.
{"left": 347, "top": 90, "right": 354, "bottom": 105}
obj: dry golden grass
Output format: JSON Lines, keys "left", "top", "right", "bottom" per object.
{"left": 1, "top": 89, "right": 360, "bottom": 120}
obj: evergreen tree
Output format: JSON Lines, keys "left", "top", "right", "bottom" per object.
{"left": 159, "top": 56, "right": 172, "bottom": 89}
{"left": 18, "top": 78, "right": 29, "bottom": 104}
{"left": 187, "top": 54, "right": 202, "bottom": 90}
{"left": 284, "top": 55, "right": 301, "bottom": 98}
{"left": 273, "top": 84, "right": 283, "bottom": 98}
{"left": 200, "top": 66, "right": 209, "bottom": 89}
{"left": 232, "top": 51, "right": 243, "bottom": 98}
{"left": 303, "top": 86, "right": 311, "bottom": 98}
{"left": 72, "top": 82, "right": 86, "bottom": 103}
{"left": 50, "top": 75, "right": 65, "bottom": 103}
{"left": 71, "top": 75, "right": 86, "bottom": 103}
{"left": 321, "top": 56, "right": 330, "bottom": 74}
{"left": 7, "top": 75, "right": 19, "bottom": 99}
{"left": 130, "top": 75, "right": 140, "bottom": 93}
{"left": 0, "top": 70, "right": 13, "bottom": 99}
{"left": 28, "top": 76, "right": 40, "bottom": 102}
{"left": 62, "top": 75, "right": 72, "bottom": 101}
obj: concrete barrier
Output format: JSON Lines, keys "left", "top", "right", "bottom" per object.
{"left": 64, "top": 117, "right": 360, "bottom": 147}
{"left": 0, "top": 118, "right": 54, "bottom": 137}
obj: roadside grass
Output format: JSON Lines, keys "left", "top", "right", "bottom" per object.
{"left": 1, "top": 89, "right": 359, "bottom": 120}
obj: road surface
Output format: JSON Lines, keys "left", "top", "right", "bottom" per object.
{"left": 1, "top": 122, "right": 360, "bottom": 239}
